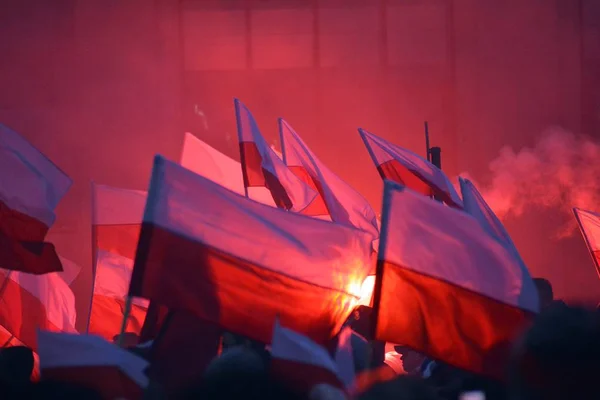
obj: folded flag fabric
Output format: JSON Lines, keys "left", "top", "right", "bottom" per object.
{"left": 0, "top": 268, "right": 77, "bottom": 350}
{"left": 0, "top": 124, "right": 72, "bottom": 274}
{"left": 280, "top": 119, "right": 379, "bottom": 240}
{"left": 38, "top": 330, "right": 149, "bottom": 399}
{"left": 129, "top": 155, "right": 373, "bottom": 345}
{"left": 270, "top": 318, "right": 355, "bottom": 393}
{"left": 235, "top": 99, "right": 317, "bottom": 211}
{"left": 373, "top": 181, "right": 537, "bottom": 378}
{"left": 358, "top": 128, "right": 462, "bottom": 209}
{"left": 459, "top": 177, "right": 539, "bottom": 310}
{"left": 89, "top": 184, "right": 148, "bottom": 341}
{"left": 573, "top": 207, "right": 600, "bottom": 278}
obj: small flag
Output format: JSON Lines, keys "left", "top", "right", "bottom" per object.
{"left": 573, "top": 207, "right": 600, "bottom": 279}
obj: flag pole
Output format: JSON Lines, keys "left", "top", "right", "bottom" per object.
{"left": 117, "top": 297, "right": 133, "bottom": 347}
{"left": 87, "top": 181, "right": 98, "bottom": 333}
{"left": 573, "top": 208, "right": 600, "bottom": 280}
{"left": 369, "top": 181, "right": 395, "bottom": 367}
{"left": 425, "top": 121, "right": 431, "bottom": 162}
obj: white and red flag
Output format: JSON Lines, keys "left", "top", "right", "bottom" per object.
{"left": 358, "top": 128, "right": 462, "bottom": 209}
{"left": 0, "top": 264, "right": 78, "bottom": 350}
{"left": 38, "top": 331, "right": 149, "bottom": 399}
{"left": 180, "top": 132, "right": 274, "bottom": 207}
{"left": 372, "top": 181, "right": 537, "bottom": 378}
{"left": 89, "top": 184, "right": 148, "bottom": 341}
{"left": 459, "top": 177, "right": 539, "bottom": 309}
{"left": 279, "top": 118, "right": 379, "bottom": 240}
{"left": 0, "top": 124, "right": 72, "bottom": 274}
{"left": 270, "top": 318, "right": 355, "bottom": 393}
{"left": 235, "top": 99, "right": 317, "bottom": 211}
{"left": 129, "top": 155, "right": 372, "bottom": 345}
{"left": 573, "top": 207, "right": 600, "bottom": 279}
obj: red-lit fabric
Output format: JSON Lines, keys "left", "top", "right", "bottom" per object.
{"left": 90, "top": 224, "right": 147, "bottom": 341}
{"left": 0, "top": 200, "right": 62, "bottom": 274}
{"left": 287, "top": 166, "right": 330, "bottom": 217}
{"left": 130, "top": 223, "right": 358, "bottom": 346}
{"left": 41, "top": 366, "right": 143, "bottom": 400}
{"left": 0, "top": 277, "right": 61, "bottom": 350}
{"left": 377, "top": 161, "right": 433, "bottom": 198}
{"left": 88, "top": 295, "right": 147, "bottom": 342}
{"left": 239, "top": 142, "right": 293, "bottom": 210}
{"left": 375, "top": 262, "right": 534, "bottom": 379}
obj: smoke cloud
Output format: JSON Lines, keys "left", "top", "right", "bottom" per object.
{"left": 464, "top": 127, "right": 600, "bottom": 238}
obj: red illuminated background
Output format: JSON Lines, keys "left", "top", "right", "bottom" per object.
{"left": 1, "top": 0, "right": 599, "bottom": 330}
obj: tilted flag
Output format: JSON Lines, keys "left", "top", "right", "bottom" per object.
{"left": 0, "top": 267, "right": 77, "bottom": 350}
{"left": 180, "top": 132, "right": 275, "bottom": 207}
{"left": 90, "top": 184, "right": 148, "bottom": 341}
{"left": 573, "top": 207, "right": 600, "bottom": 279}
{"left": 0, "top": 124, "right": 72, "bottom": 274}
{"left": 38, "top": 331, "right": 149, "bottom": 399}
{"left": 459, "top": 177, "right": 539, "bottom": 309}
{"left": 372, "top": 181, "right": 537, "bottom": 378}
{"left": 358, "top": 128, "right": 462, "bottom": 209}
{"left": 270, "top": 318, "right": 355, "bottom": 393}
{"left": 280, "top": 119, "right": 379, "bottom": 239}
{"left": 235, "top": 99, "right": 317, "bottom": 211}
{"left": 129, "top": 156, "right": 372, "bottom": 345}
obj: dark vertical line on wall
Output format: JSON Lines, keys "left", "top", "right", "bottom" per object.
{"left": 578, "top": 0, "right": 586, "bottom": 133}
{"left": 313, "top": 0, "right": 322, "bottom": 136}
{"left": 445, "top": 0, "right": 458, "bottom": 175}
{"left": 245, "top": 0, "right": 253, "bottom": 70}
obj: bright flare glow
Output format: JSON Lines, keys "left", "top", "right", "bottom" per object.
{"left": 357, "top": 275, "right": 375, "bottom": 306}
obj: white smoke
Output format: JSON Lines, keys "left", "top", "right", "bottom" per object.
{"left": 465, "top": 127, "right": 600, "bottom": 238}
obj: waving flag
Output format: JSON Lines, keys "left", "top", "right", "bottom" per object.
{"left": 90, "top": 184, "right": 148, "bottom": 341}
{"left": 180, "top": 132, "right": 275, "bottom": 207}
{"left": 0, "top": 124, "right": 72, "bottom": 274}
{"left": 280, "top": 119, "right": 379, "bottom": 239}
{"left": 235, "top": 99, "right": 317, "bottom": 211}
{"left": 373, "top": 181, "right": 537, "bottom": 378}
{"left": 129, "top": 156, "right": 372, "bottom": 345}
{"left": 573, "top": 207, "right": 600, "bottom": 279}
{"left": 0, "top": 268, "right": 77, "bottom": 350}
{"left": 358, "top": 128, "right": 462, "bottom": 209}
{"left": 459, "top": 177, "right": 539, "bottom": 309}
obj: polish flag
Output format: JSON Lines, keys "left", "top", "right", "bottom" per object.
{"left": 89, "top": 184, "right": 148, "bottom": 341}
{"left": 270, "top": 319, "right": 355, "bottom": 393}
{"left": 573, "top": 207, "right": 600, "bottom": 279}
{"left": 0, "top": 124, "right": 72, "bottom": 274}
{"left": 279, "top": 119, "right": 379, "bottom": 240}
{"left": 459, "top": 177, "right": 539, "bottom": 309}
{"left": 373, "top": 181, "right": 537, "bottom": 378}
{"left": 235, "top": 99, "right": 317, "bottom": 211}
{"left": 358, "top": 128, "right": 462, "bottom": 209}
{"left": 180, "top": 132, "right": 275, "bottom": 207}
{"left": 129, "top": 156, "right": 372, "bottom": 345}
{"left": 0, "top": 266, "right": 77, "bottom": 350}
{"left": 38, "top": 331, "right": 149, "bottom": 399}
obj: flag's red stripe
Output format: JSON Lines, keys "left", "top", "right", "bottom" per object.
{"left": 94, "top": 224, "right": 141, "bottom": 261}
{"left": 287, "top": 166, "right": 330, "bottom": 217}
{"left": 0, "top": 199, "right": 49, "bottom": 242}
{"left": 377, "top": 160, "right": 461, "bottom": 208}
{"left": 239, "top": 142, "right": 293, "bottom": 209}
{"left": 129, "top": 222, "right": 357, "bottom": 346}
{"left": 89, "top": 294, "right": 147, "bottom": 342}
{"left": 377, "top": 160, "right": 434, "bottom": 198}
{"left": 0, "top": 277, "right": 61, "bottom": 350}
{"left": 42, "top": 366, "right": 143, "bottom": 400}
{"left": 375, "top": 261, "right": 534, "bottom": 379}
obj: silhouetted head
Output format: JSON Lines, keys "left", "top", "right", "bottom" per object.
{"left": 533, "top": 278, "right": 553, "bottom": 309}
{"left": 509, "top": 303, "right": 600, "bottom": 400}
{"left": 0, "top": 346, "right": 34, "bottom": 386}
